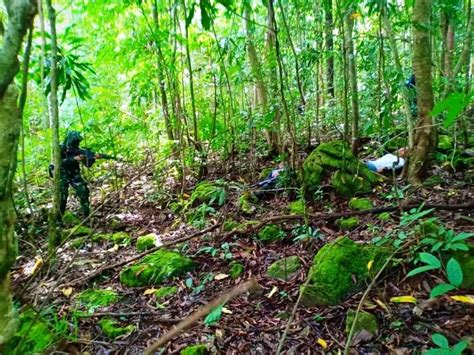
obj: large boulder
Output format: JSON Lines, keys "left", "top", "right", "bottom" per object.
{"left": 302, "top": 141, "right": 377, "bottom": 197}
{"left": 300, "top": 236, "right": 391, "bottom": 306}
{"left": 119, "top": 249, "right": 194, "bottom": 287}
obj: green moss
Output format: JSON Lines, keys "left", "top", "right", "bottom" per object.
{"left": 266, "top": 256, "right": 301, "bottom": 280}
{"left": 257, "top": 224, "right": 285, "bottom": 243}
{"left": 119, "top": 249, "right": 195, "bottom": 287}
{"left": 377, "top": 212, "right": 391, "bottom": 221}
{"left": 239, "top": 192, "right": 257, "bottom": 214}
{"left": 62, "top": 211, "right": 81, "bottom": 226}
{"left": 451, "top": 247, "right": 474, "bottom": 290}
{"left": 109, "top": 218, "right": 126, "bottom": 231}
{"left": 92, "top": 232, "right": 132, "bottom": 245}
{"left": 223, "top": 220, "right": 243, "bottom": 232}
{"left": 302, "top": 141, "right": 376, "bottom": 198}
{"left": 336, "top": 217, "right": 360, "bottom": 231}
{"left": 289, "top": 200, "right": 305, "bottom": 214}
{"left": 4, "top": 309, "right": 57, "bottom": 354}
{"left": 190, "top": 181, "right": 225, "bottom": 206}
{"left": 229, "top": 262, "right": 245, "bottom": 279}
{"left": 76, "top": 289, "right": 118, "bottom": 312}
{"left": 62, "top": 226, "right": 92, "bottom": 239}
{"left": 438, "top": 135, "right": 453, "bottom": 151}
{"left": 415, "top": 220, "right": 440, "bottom": 237}
{"left": 70, "top": 237, "right": 85, "bottom": 249}
{"left": 137, "top": 234, "right": 158, "bottom": 251}
{"left": 330, "top": 171, "right": 373, "bottom": 197}
{"left": 259, "top": 167, "right": 274, "bottom": 180}
{"left": 300, "top": 236, "right": 391, "bottom": 306}
{"left": 348, "top": 198, "right": 373, "bottom": 211}
{"left": 180, "top": 344, "right": 209, "bottom": 355}
{"left": 154, "top": 286, "right": 178, "bottom": 300}
{"left": 99, "top": 318, "right": 135, "bottom": 338}
{"left": 345, "top": 310, "right": 378, "bottom": 336}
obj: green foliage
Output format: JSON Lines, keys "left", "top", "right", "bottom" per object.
{"left": 190, "top": 181, "right": 226, "bottom": 206}
{"left": 431, "top": 91, "right": 474, "bottom": 129}
{"left": 229, "top": 262, "right": 244, "bottom": 279}
{"left": 180, "top": 344, "right": 209, "bottom": 355}
{"left": 348, "top": 197, "right": 373, "bottom": 211}
{"left": 291, "top": 225, "right": 324, "bottom": 242}
{"left": 99, "top": 318, "right": 135, "bottom": 338}
{"left": 204, "top": 304, "right": 223, "bottom": 326}
{"left": 420, "top": 227, "right": 472, "bottom": 253}
{"left": 119, "top": 249, "right": 194, "bottom": 287}
{"left": 288, "top": 199, "right": 305, "bottom": 214}
{"left": 424, "top": 333, "right": 467, "bottom": 355}
{"left": 187, "top": 203, "right": 216, "bottom": 229}
{"left": 197, "top": 242, "right": 233, "bottom": 260}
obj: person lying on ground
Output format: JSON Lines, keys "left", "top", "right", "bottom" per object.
{"left": 365, "top": 147, "right": 409, "bottom": 173}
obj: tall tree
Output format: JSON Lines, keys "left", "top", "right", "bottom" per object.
{"left": 408, "top": 0, "right": 436, "bottom": 184}
{"left": 0, "top": 0, "right": 36, "bottom": 344}
{"left": 324, "top": 0, "right": 334, "bottom": 99}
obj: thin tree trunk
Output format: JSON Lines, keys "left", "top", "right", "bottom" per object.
{"left": 408, "top": 0, "right": 436, "bottom": 184}
{"left": 344, "top": 8, "right": 360, "bottom": 155}
{"left": 45, "top": 0, "right": 61, "bottom": 248}
{"left": 324, "top": 0, "right": 334, "bottom": 98}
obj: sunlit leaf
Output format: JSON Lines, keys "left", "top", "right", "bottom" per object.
{"left": 143, "top": 288, "right": 157, "bottom": 295}
{"left": 367, "top": 260, "right": 374, "bottom": 271}
{"left": 214, "top": 273, "right": 229, "bottom": 280}
{"left": 267, "top": 286, "right": 278, "bottom": 298}
{"left": 390, "top": 296, "right": 417, "bottom": 303}
{"left": 316, "top": 338, "right": 328, "bottom": 349}
{"left": 61, "top": 287, "right": 74, "bottom": 297}
{"left": 450, "top": 295, "right": 474, "bottom": 305}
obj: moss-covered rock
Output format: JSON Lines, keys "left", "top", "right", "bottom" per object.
{"left": 180, "top": 344, "right": 209, "bottom": 355}
{"left": 289, "top": 200, "right": 305, "bottom": 214}
{"left": 302, "top": 141, "right": 376, "bottom": 198}
{"left": 92, "top": 232, "right": 132, "bottom": 246}
{"left": 119, "top": 249, "right": 194, "bottom": 287}
{"left": 137, "top": 234, "right": 159, "bottom": 251}
{"left": 239, "top": 192, "right": 257, "bottom": 214}
{"left": 62, "top": 211, "right": 81, "bottom": 226}
{"left": 257, "top": 224, "right": 285, "bottom": 243}
{"left": 70, "top": 237, "right": 85, "bottom": 249}
{"left": 4, "top": 308, "right": 57, "bottom": 354}
{"left": 229, "top": 262, "right": 245, "bottom": 279}
{"left": 109, "top": 218, "right": 126, "bottom": 231}
{"left": 190, "top": 181, "right": 225, "bottom": 206}
{"left": 266, "top": 256, "right": 301, "bottom": 280}
{"left": 345, "top": 310, "right": 378, "bottom": 336}
{"left": 99, "top": 318, "right": 135, "bottom": 338}
{"left": 223, "top": 220, "right": 244, "bottom": 232}
{"left": 348, "top": 198, "right": 373, "bottom": 211}
{"left": 336, "top": 217, "right": 360, "bottom": 231}
{"left": 300, "top": 236, "right": 391, "bottom": 306}
{"left": 154, "top": 285, "right": 178, "bottom": 301}
{"left": 76, "top": 289, "right": 118, "bottom": 312}
{"left": 438, "top": 135, "right": 453, "bottom": 151}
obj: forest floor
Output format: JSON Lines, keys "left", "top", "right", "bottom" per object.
{"left": 11, "top": 151, "right": 474, "bottom": 354}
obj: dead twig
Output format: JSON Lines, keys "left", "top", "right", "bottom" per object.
{"left": 143, "top": 278, "right": 261, "bottom": 354}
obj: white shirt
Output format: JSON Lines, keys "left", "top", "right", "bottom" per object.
{"left": 369, "top": 154, "right": 405, "bottom": 171}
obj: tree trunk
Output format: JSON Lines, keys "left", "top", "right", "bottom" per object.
{"left": 45, "top": 0, "right": 62, "bottom": 248}
{"left": 408, "top": 0, "right": 436, "bottom": 184}
{"left": 344, "top": 8, "right": 360, "bottom": 156}
{"left": 324, "top": 0, "right": 334, "bottom": 98}
{"left": 0, "top": 0, "right": 36, "bottom": 344}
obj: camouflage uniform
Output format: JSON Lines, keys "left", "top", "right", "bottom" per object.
{"left": 406, "top": 74, "right": 417, "bottom": 117}
{"left": 60, "top": 131, "right": 90, "bottom": 217}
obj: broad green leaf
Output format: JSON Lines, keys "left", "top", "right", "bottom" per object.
{"left": 430, "top": 283, "right": 456, "bottom": 298}
{"left": 407, "top": 264, "right": 439, "bottom": 277}
{"left": 451, "top": 232, "right": 474, "bottom": 242}
{"left": 446, "top": 258, "right": 463, "bottom": 287}
{"left": 451, "top": 340, "right": 468, "bottom": 354}
{"left": 204, "top": 304, "right": 223, "bottom": 326}
{"left": 419, "top": 253, "right": 441, "bottom": 268}
{"left": 431, "top": 333, "right": 449, "bottom": 349}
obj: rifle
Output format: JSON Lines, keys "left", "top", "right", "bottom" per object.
{"left": 75, "top": 148, "right": 118, "bottom": 168}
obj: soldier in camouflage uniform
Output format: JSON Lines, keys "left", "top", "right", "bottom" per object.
{"left": 59, "top": 131, "right": 92, "bottom": 217}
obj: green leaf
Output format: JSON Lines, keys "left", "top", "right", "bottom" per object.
{"left": 200, "top": 0, "right": 212, "bottom": 30}
{"left": 451, "top": 340, "right": 468, "bottom": 354}
{"left": 204, "top": 304, "right": 223, "bottom": 326}
{"left": 186, "top": 2, "right": 196, "bottom": 28}
{"left": 446, "top": 258, "right": 463, "bottom": 287}
{"left": 451, "top": 232, "right": 474, "bottom": 242}
{"left": 407, "top": 264, "right": 439, "bottom": 277}
{"left": 419, "top": 253, "right": 441, "bottom": 268}
{"left": 430, "top": 283, "right": 456, "bottom": 298}
{"left": 431, "top": 333, "right": 449, "bottom": 349}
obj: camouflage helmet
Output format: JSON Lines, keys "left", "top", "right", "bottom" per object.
{"left": 64, "top": 131, "right": 83, "bottom": 148}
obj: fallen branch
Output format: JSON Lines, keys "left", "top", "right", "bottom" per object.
{"left": 81, "top": 312, "right": 182, "bottom": 323}
{"left": 143, "top": 278, "right": 260, "bottom": 354}
{"left": 63, "top": 223, "right": 220, "bottom": 287}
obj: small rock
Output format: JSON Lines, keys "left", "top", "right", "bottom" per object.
{"left": 336, "top": 217, "right": 360, "bottom": 230}
{"left": 136, "top": 234, "right": 159, "bottom": 252}
{"left": 257, "top": 224, "right": 285, "bottom": 244}
{"left": 99, "top": 318, "right": 135, "bottom": 338}
{"left": 180, "top": 344, "right": 209, "bottom": 355}
{"left": 288, "top": 200, "right": 305, "bottom": 214}
{"left": 229, "top": 262, "right": 244, "bottom": 279}
{"left": 345, "top": 310, "right": 378, "bottom": 340}
{"left": 266, "top": 256, "right": 301, "bottom": 281}
{"left": 348, "top": 198, "right": 373, "bottom": 211}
